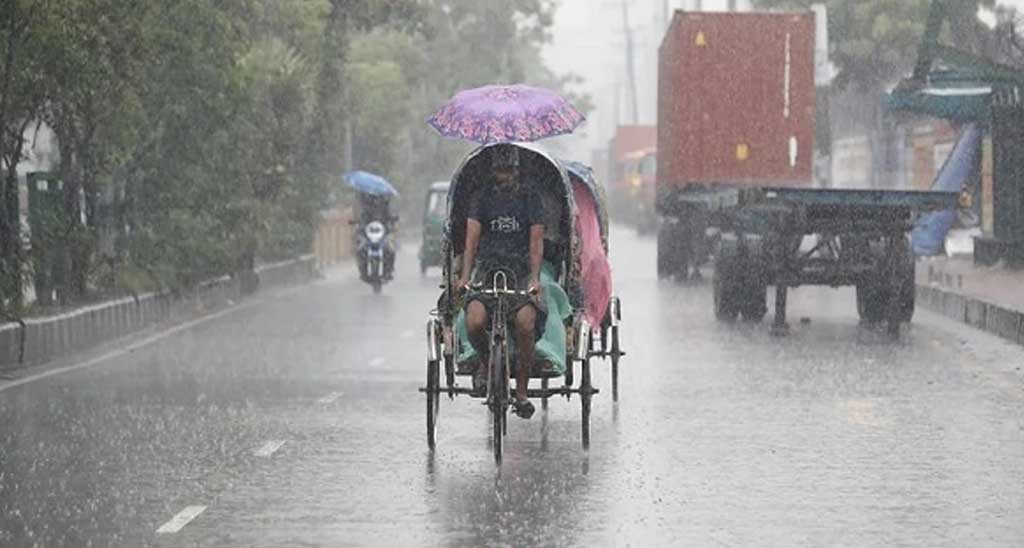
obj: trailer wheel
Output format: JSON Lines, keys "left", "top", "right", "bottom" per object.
{"left": 740, "top": 281, "right": 768, "bottom": 322}
{"left": 857, "top": 240, "right": 914, "bottom": 324}
{"left": 713, "top": 247, "right": 740, "bottom": 321}
{"left": 655, "top": 223, "right": 679, "bottom": 280}
{"left": 657, "top": 223, "right": 675, "bottom": 279}
{"left": 896, "top": 249, "right": 915, "bottom": 323}
{"left": 856, "top": 281, "right": 885, "bottom": 323}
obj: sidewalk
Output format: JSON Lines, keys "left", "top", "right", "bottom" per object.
{"left": 0, "top": 256, "right": 318, "bottom": 371}
{"left": 915, "top": 255, "right": 1024, "bottom": 345}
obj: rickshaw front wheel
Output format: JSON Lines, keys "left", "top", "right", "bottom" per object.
{"left": 426, "top": 358, "right": 440, "bottom": 450}
{"left": 490, "top": 341, "right": 507, "bottom": 463}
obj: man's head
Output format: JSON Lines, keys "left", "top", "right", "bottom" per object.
{"left": 490, "top": 144, "right": 520, "bottom": 192}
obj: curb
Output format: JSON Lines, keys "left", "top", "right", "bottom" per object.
{"left": 916, "top": 283, "right": 1024, "bottom": 346}
{"left": 0, "top": 256, "right": 316, "bottom": 371}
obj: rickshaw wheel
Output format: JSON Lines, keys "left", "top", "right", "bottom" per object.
{"left": 490, "top": 342, "right": 507, "bottom": 463}
{"left": 541, "top": 378, "right": 549, "bottom": 410}
{"left": 443, "top": 354, "right": 455, "bottom": 397}
{"left": 564, "top": 356, "right": 575, "bottom": 396}
{"left": 610, "top": 326, "right": 621, "bottom": 402}
{"left": 426, "top": 358, "right": 440, "bottom": 450}
{"left": 580, "top": 357, "right": 592, "bottom": 449}
{"left": 372, "top": 280, "right": 382, "bottom": 294}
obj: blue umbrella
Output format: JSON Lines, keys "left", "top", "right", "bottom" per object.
{"left": 344, "top": 170, "right": 399, "bottom": 197}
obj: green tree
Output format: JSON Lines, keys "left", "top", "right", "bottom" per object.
{"left": 0, "top": 0, "right": 51, "bottom": 312}
{"left": 752, "top": 0, "right": 996, "bottom": 92}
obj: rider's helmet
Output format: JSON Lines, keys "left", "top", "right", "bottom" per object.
{"left": 490, "top": 144, "right": 520, "bottom": 170}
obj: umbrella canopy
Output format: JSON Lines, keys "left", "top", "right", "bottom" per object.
{"left": 427, "top": 84, "right": 585, "bottom": 144}
{"left": 344, "top": 170, "right": 399, "bottom": 197}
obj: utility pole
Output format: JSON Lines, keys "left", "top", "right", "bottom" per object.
{"left": 620, "top": 0, "right": 640, "bottom": 124}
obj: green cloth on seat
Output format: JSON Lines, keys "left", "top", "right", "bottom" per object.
{"left": 455, "top": 262, "right": 572, "bottom": 374}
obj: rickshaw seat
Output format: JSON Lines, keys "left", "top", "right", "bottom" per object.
{"left": 454, "top": 261, "right": 572, "bottom": 376}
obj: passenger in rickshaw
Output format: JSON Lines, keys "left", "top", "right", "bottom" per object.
{"left": 456, "top": 144, "right": 547, "bottom": 419}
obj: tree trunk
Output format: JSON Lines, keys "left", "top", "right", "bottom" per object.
{"left": 0, "top": 5, "right": 22, "bottom": 309}
{"left": 1, "top": 157, "right": 23, "bottom": 310}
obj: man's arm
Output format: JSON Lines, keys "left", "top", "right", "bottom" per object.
{"left": 460, "top": 218, "right": 482, "bottom": 288}
{"left": 528, "top": 224, "right": 544, "bottom": 292}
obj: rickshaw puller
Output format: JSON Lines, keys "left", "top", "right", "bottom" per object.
{"left": 457, "top": 145, "right": 546, "bottom": 420}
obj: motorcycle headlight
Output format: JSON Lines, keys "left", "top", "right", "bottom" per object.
{"left": 365, "top": 221, "right": 386, "bottom": 244}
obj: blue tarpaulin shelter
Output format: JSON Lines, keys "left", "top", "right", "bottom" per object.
{"left": 910, "top": 123, "right": 982, "bottom": 256}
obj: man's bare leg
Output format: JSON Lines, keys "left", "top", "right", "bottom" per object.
{"left": 514, "top": 305, "right": 537, "bottom": 404}
{"left": 466, "top": 300, "right": 490, "bottom": 393}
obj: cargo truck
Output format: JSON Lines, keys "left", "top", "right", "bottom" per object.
{"left": 655, "top": 10, "right": 958, "bottom": 336}
{"left": 607, "top": 125, "right": 657, "bottom": 231}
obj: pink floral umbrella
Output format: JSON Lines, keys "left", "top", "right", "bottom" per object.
{"left": 427, "top": 84, "right": 585, "bottom": 144}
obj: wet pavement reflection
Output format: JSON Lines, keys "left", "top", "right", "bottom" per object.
{"left": 1, "top": 228, "right": 1023, "bottom": 547}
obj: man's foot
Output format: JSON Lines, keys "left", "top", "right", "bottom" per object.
{"left": 511, "top": 398, "right": 535, "bottom": 419}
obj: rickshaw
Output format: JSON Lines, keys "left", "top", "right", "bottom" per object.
{"left": 562, "top": 160, "right": 624, "bottom": 401}
{"left": 418, "top": 181, "right": 449, "bottom": 275}
{"left": 420, "top": 143, "right": 624, "bottom": 461}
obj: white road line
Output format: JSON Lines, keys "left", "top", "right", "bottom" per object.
{"left": 317, "top": 391, "right": 343, "bottom": 404}
{"left": 253, "top": 440, "right": 286, "bottom": 457}
{"left": 156, "top": 505, "right": 207, "bottom": 534}
{"left": 0, "top": 299, "right": 264, "bottom": 394}
{"left": 369, "top": 357, "right": 385, "bottom": 367}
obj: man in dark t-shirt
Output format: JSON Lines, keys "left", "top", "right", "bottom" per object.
{"left": 457, "top": 144, "right": 546, "bottom": 419}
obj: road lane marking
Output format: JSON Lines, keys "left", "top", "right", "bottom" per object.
{"left": 369, "top": 357, "right": 385, "bottom": 367}
{"left": 156, "top": 505, "right": 206, "bottom": 534}
{"left": 0, "top": 300, "right": 265, "bottom": 394}
{"left": 253, "top": 440, "right": 286, "bottom": 457}
{"left": 317, "top": 391, "right": 343, "bottom": 404}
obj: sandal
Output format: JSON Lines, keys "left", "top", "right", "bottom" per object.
{"left": 511, "top": 399, "right": 535, "bottom": 420}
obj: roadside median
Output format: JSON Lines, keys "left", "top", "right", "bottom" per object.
{"left": 0, "top": 255, "right": 317, "bottom": 371}
{"left": 915, "top": 256, "right": 1024, "bottom": 346}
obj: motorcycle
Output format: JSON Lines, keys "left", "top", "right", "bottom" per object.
{"left": 354, "top": 218, "right": 395, "bottom": 294}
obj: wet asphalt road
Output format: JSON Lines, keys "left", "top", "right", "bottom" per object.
{"left": 1, "top": 228, "right": 1023, "bottom": 547}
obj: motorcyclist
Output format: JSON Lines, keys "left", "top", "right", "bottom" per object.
{"left": 456, "top": 144, "right": 546, "bottom": 420}
{"left": 355, "top": 193, "right": 398, "bottom": 280}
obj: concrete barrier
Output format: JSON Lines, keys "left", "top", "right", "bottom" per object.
{"left": 917, "top": 283, "right": 1024, "bottom": 347}
{"left": 965, "top": 298, "right": 987, "bottom": 330}
{"left": 0, "top": 256, "right": 317, "bottom": 371}
{"left": 985, "top": 304, "right": 1022, "bottom": 343}
{"left": 941, "top": 291, "right": 967, "bottom": 322}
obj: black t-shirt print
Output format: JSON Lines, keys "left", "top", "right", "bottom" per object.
{"left": 467, "top": 182, "right": 545, "bottom": 277}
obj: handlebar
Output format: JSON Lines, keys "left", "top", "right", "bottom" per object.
{"left": 459, "top": 270, "right": 537, "bottom": 297}
{"left": 478, "top": 287, "right": 533, "bottom": 297}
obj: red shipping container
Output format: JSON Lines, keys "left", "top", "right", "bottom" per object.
{"left": 657, "top": 11, "right": 815, "bottom": 188}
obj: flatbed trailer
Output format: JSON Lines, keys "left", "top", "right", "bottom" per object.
{"left": 674, "top": 186, "right": 959, "bottom": 335}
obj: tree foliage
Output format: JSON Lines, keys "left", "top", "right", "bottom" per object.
{"left": 752, "top": 0, "right": 1001, "bottom": 92}
{"left": 0, "top": 0, "right": 585, "bottom": 313}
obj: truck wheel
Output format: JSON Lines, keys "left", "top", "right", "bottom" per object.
{"left": 897, "top": 245, "right": 915, "bottom": 322}
{"left": 678, "top": 233, "right": 694, "bottom": 281}
{"left": 856, "top": 282, "right": 885, "bottom": 323}
{"left": 713, "top": 247, "right": 739, "bottom": 321}
{"left": 657, "top": 224, "right": 673, "bottom": 279}
{"left": 741, "top": 281, "right": 768, "bottom": 322}
{"left": 858, "top": 238, "right": 915, "bottom": 324}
